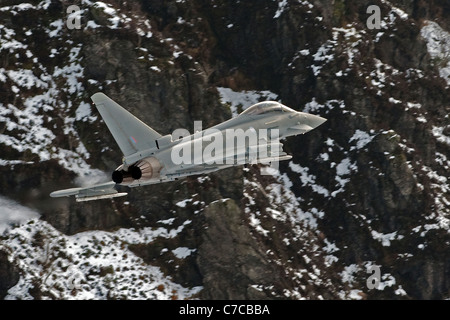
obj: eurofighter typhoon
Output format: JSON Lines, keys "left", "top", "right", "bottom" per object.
{"left": 50, "top": 93, "right": 326, "bottom": 201}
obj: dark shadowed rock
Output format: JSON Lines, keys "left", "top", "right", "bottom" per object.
{"left": 0, "top": 250, "right": 19, "bottom": 299}
{"left": 0, "top": 0, "right": 449, "bottom": 299}
{"left": 197, "top": 199, "right": 276, "bottom": 299}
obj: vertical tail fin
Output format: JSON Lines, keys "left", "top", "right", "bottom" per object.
{"left": 91, "top": 93, "right": 161, "bottom": 156}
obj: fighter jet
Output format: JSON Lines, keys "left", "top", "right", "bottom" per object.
{"left": 50, "top": 93, "right": 326, "bottom": 201}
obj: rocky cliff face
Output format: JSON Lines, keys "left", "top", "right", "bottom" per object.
{"left": 0, "top": 0, "right": 448, "bottom": 299}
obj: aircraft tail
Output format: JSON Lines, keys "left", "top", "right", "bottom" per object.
{"left": 91, "top": 93, "right": 162, "bottom": 156}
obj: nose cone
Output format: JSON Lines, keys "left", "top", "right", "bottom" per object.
{"left": 286, "top": 113, "right": 327, "bottom": 136}
{"left": 308, "top": 114, "right": 327, "bottom": 129}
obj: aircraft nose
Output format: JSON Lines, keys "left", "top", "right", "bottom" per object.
{"left": 297, "top": 112, "right": 327, "bottom": 129}
{"left": 308, "top": 114, "right": 327, "bottom": 128}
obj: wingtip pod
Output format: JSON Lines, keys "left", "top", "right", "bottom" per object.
{"left": 50, "top": 188, "right": 83, "bottom": 198}
{"left": 50, "top": 181, "right": 122, "bottom": 201}
{"left": 76, "top": 192, "right": 128, "bottom": 202}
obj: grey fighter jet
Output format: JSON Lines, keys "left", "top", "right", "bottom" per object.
{"left": 50, "top": 93, "right": 326, "bottom": 201}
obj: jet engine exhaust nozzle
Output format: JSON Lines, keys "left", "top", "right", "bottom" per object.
{"left": 112, "top": 157, "right": 162, "bottom": 185}
{"left": 112, "top": 170, "right": 126, "bottom": 184}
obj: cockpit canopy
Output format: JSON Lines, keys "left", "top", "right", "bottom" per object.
{"left": 240, "top": 101, "right": 296, "bottom": 116}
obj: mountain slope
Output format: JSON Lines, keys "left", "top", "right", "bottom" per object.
{"left": 0, "top": 0, "right": 449, "bottom": 299}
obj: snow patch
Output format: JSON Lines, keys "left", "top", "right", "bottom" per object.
{"left": 172, "top": 247, "right": 196, "bottom": 259}
{"left": 217, "top": 87, "right": 279, "bottom": 117}
{"left": 349, "top": 130, "right": 374, "bottom": 151}
{"left": 420, "top": 21, "right": 450, "bottom": 85}
{"left": 2, "top": 219, "right": 201, "bottom": 299}
{"left": 303, "top": 98, "right": 345, "bottom": 114}
{"left": 75, "top": 102, "right": 96, "bottom": 122}
{"left": 289, "top": 162, "right": 330, "bottom": 197}
{"left": 432, "top": 126, "right": 450, "bottom": 146}
{"left": 371, "top": 230, "right": 404, "bottom": 247}
{"left": 311, "top": 41, "right": 335, "bottom": 76}
{"left": 273, "top": 0, "right": 288, "bottom": 19}
{"left": 175, "top": 199, "right": 192, "bottom": 208}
